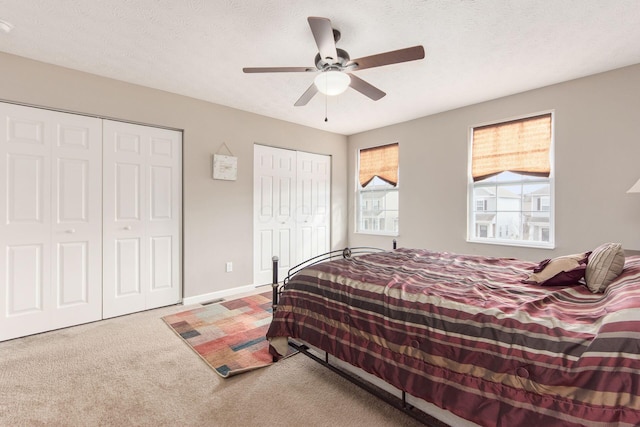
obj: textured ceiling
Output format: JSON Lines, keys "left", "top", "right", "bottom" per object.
{"left": 1, "top": 0, "right": 640, "bottom": 135}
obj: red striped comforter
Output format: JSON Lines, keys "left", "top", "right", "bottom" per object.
{"left": 266, "top": 248, "right": 640, "bottom": 427}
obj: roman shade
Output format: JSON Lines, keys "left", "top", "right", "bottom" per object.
{"left": 359, "top": 143, "right": 399, "bottom": 187}
{"left": 472, "top": 114, "right": 551, "bottom": 182}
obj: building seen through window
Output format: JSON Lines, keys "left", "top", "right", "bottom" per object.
{"left": 359, "top": 176, "right": 399, "bottom": 233}
{"left": 472, "top": 171, "right": 551, "bottom": 243}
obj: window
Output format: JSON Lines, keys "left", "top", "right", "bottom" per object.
{"left": 468, "top": 113, "right": 553, "bottom": 248}
{"left": 476, "top": 199, "right": 488, "bottom": 211}
{"left": 357, "top": 143, "right": 399, "bottom": 235}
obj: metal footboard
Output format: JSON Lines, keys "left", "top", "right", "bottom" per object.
{"left": 268, "top": 239, "right": 447, "bottom": 426}
{"left": 270, "top": 240, "right": 396, "bottom": 310}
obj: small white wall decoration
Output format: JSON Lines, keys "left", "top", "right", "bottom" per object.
{"left": 212, "top": 143, "right": 237, "bottom": 181}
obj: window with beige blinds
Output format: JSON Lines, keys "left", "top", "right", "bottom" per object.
{"left": 472, "top": 113, "right": 551, "bottom": 181}
{"left": 357, "top": 143, "right": 399, "bottom": 235}
{"left": 468, "top": 113, "right": 554, "bottom": 248}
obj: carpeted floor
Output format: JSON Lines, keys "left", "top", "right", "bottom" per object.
{"left": 0, "top": 295, "right": 426, "bottom": 426}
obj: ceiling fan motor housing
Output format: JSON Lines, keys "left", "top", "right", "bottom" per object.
{"left": 315, "top": 48, "right": 350, "bottom": 71}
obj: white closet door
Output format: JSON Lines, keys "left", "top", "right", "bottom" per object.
{"left": 102, "top": 121, "right": 181, "bottom": 319}
{"left": 296, "top": 151, "right": 331, "bottom": 264}
{"left": 51, "top": 110, "right": 103, "bottom": 329}
{"left": 0, "top": 103, "right": 102, "bottom": 341}
{"left": 254, "top": 145, "right": 297, "bottom": 285}
{"left": 253, "top": 145, "right": 331, "bottom": 286}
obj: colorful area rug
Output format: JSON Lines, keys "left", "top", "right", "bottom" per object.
{"left": 162, "top": 291, "right": 295, "bottom": 377}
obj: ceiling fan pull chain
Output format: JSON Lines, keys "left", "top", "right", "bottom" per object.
{"left": 324, "top": 94, "right": 328, "bottom": 122}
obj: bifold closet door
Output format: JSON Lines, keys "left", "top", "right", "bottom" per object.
{"left": 296, "top": 151, "right": 331, "bottom": 263}
{"left": 102, "top": 120, "right": 182, "bottom": 319}
{"left": 254, "top": 145, "right": 297, "bottom": 285}
{"left": 0, "top": 102, "right": 102, "bottom": 341}
{"left": 253, "top": 145, "right": 331, "bottom": 286}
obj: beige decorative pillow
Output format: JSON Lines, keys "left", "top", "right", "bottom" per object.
{"left": 522, "top": 252, "right": 589, "bottom": 286}
{"left": 585, "top": 243, "right": 625, "bottom": 293}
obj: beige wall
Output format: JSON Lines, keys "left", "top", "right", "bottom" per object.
{"left": 0, "top": 52, "right": 348, "bottom": 298}
{"left": 3, "top": 50, "right": 639, "bottom": 297}
{"left": 348, "top": 64, "right": 640, "bottom": 261}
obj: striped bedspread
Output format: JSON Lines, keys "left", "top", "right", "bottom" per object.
{"left": 266, "top": 248, "right": 640, "bottom": 427}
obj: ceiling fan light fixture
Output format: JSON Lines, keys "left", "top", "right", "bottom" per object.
{"left": 314, "top": 70, "right": 350, "bottom": 96}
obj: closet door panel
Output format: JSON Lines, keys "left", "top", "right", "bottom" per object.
{"left": 258, "top": 229, "right": 274, "bottom": 274}
{"left": 115, "top": 163, "right": 141, "bottom": 220}
{"left": 7, "top": 154, "right": 46, "bottom": 223}
{"left": 51, "top": 111, "right": 102, "bottom": 329}
{"left": 150, "top": 166, "right": 172, "bottom": 219}
{"left": 1, "top": 106, "right": 49, "bottom": 340}
{"left": 145, "top": 128, "right": 181, "bottom": 309}
{"left": 103, "top": 122, "right": 147, "bottom": 318}
{"left": 6, "top": 244, "right": 45, "bottom": 315}
{"left": 56, "top": 241, "right": 89, "bottom": 306}
{"left": 115, "top": 238, "right": 141, "bottom": 295}
{"left": 0, "top": 103, "right": 101, "bottom": 341}
{"left": 103, "top": 121, "right": 181, "bottom": 318}
{"left": 298, "top": 226, "right": 313, "bottom": 262}
{"left": 150, "top": 236, "right": 172, "bottom": 290}
{"left": 57, "top": 159, "right": 88, "bottom": 221}
{"left": 253, "top": 145, "right": 296, "bottom": 285}
{"left": 295, "top": 151, "right": 331, "bottom": 264}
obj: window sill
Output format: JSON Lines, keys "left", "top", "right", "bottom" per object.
{"left": 467, "top": 237, "right": 555, "bottom": 250}
{"left": 355, "top": 231, "right": 399, "bottom": 237}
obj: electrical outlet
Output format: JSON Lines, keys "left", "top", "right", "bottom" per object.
{"left": 225, "top": 262, "right": 233, "bottom": 272}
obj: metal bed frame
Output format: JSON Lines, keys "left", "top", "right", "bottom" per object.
{"left": 269, "top": 241, "right": 449, "bottom": 427}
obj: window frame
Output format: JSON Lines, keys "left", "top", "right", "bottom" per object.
{"left": 356, "top": 143, "right": 400, "bottom": 237}
{"left": 467, "top": 111, "right": 555, "bottom": 249}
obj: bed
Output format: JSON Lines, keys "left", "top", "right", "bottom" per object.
{"left": 266, "top": 245, "right": 640, "bottom": 427}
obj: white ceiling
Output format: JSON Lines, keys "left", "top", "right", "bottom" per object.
{"left": 1, "top": 0, "right": 639, "bottom": 135}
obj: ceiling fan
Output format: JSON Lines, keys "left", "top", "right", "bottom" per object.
{"left": 243, "top": 17, "right": 425, "bottom": 106}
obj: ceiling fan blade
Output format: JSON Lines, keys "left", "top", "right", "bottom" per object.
{"left": 294, "top": 83, "right": 319, "bottom": 106}
{"left": 243, "top": 66, "right": 315, "bottom": 73}
{"left": 348, "top": 74, "right": 386, "bottom": 101}
{"left": 348, "top": 45, "right": 425, "bottom": 71}
{"left": 308, "top": 17, "right": 338, "bottom": 63}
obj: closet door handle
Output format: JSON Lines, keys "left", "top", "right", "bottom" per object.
{"left": 66, "top": 229, "right": 76, "bottom": 234}
{"left": 123, "top": 226, "right": 132, "bottom": 230}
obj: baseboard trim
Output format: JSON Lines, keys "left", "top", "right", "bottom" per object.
{"left": 182, "top": 283, "right": 268, "bottom": 306}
